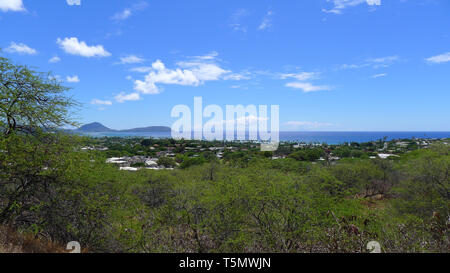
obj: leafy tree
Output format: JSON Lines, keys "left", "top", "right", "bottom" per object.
{"left": 131, "top": 162, "right": 146, "bottom": 168}
{"left": 289, "top": 148, "right": 324, "bottom": 161}
{"left": 140, "top": 138, "right": 154, "bottom": 147}
{"left": 180, "top": 156, "right": 206, "bottom": 169}
{"left": 157, "top": 156, "right": 176, "bottom": 168}
{"left": 0, "top": 56, "right": 77, "bottom": 136}
{"left": 394, "top": 147, "right": 449, "bottom": 218}
{"left": 333, "top": 146, "right": 352, "bottom": 158}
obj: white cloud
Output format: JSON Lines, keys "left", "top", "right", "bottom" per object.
{"left": 4, "top": 42, "right": 36, "bottom": 55}
{"left": 340, "top": 63, "right": 365, "bottom": 69}
{"left": 322, "top": 9, "right": 341, "bottom": 14}
{"left": 229, "top": 9, "right": 249, "bottom": 33}
{"left": 341, "top": 55, "right": 399, "bottom": 70}
{"left": 49, "top": 56, "right": 61, "bottom": 63}
{"left": 118, "top": 55, "right": 144, "bottom": 64}
{"left": 91, "top": 99, "right": 112, "bottom": 106}
{"left": 112, "top": 8, "right": 132, "bottom": 21}
{"left": 192, "top": 51, "right": 219, "bottom": 61}
{"left": 258, "top": 11, "right": 273, "bottom": 31}
{"left": 368, "top": 56, "right": 397, "bottom": 63}
{"left": 371, "top": 73, "right": 387, "bottom": 78}
{"left": 285, "top": 82, "right": 332, "bottom": 93}
{"left": 66, "top": 75, "right": 80, "bottom": 83}
{"left": 281, "top": 71, "right": 331, "bottom": 93}
{"left": 57, "top": 37, "right": 111, "bottom": 58}
{"left": 280, "top": 72, "right": 319, "bottom": 81}
{"left": 133, "top": 53, "right": 239, "bottom": 95}
{"left": 367, "top": 55, "right": 399, "bottom": 68}
{"left": 285, "top": 121, "right": 334, "bottom": 129}
{"left": 115, "top": 92, "right": 141, "bottom": 103}
{"left": 223, "top": 72, "right": 251, "bottom": 81}
{"left": 66, "top": 0, "right": 81, "bottom": 6}
{"left": 323, "top": 0, "right": 381, "bottom": 14}
{"left": 111, "top": 1, "right": 149, "bottom": 21}
{"left": 426, "top": 52, "right": 450, "bottom": 64}
{"left": 130, "top": 66, "right": 153, "bottom": 73}
{"left": 366, "top": 0, "right": 381, "bottom": 5}
{"left": 0, "top": 0, "right": 25, "bottom": 12}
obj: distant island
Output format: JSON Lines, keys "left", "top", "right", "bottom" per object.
{"left": 76, "top": 122, "right": 171, "bottom": 133}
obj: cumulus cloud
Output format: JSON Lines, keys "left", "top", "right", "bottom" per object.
{"left": 133, "top": 53, "right": 242, "bottom": 95}
{"left": 66, "top": 0, "right": 81, "bottom": 6}
{"left": 0, "top": 0, "right": 25, "bottom": 12}
{"left": 91, "top": 99, "right": 112, "bottom": 106}
{"left": 426, "top": 52, "right": 450, "bottom": 64}
{"left": 49, "top": 56, "right": 61, "bottom": 63}
{"left": 57, "top": 37, "right": 111, "bottom": 58}
{"left": 118, "top": 55, "right": 144, "bottom": 64}
{"left": 4, "top": 42, "right": 37, "bottom": 55}
{"left": 323, "top": 0, "right": 381, "bottom": 14}
{"left": 66, "top": 75, "right": 80, "bottom": 83}
{"left": 115, "top": 92, "right": 141, "bottom": 103}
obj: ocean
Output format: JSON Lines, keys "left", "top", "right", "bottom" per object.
{"left": 79, "top": 131, "right": 450, "bottom": 145}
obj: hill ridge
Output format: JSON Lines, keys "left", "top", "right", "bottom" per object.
{"left": 77, "top": 122, "right": 171, "bottom": 133}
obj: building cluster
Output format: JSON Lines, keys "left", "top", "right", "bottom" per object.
{"left": 91, "top": 137, "right": 447, "bottom": 171}
{"left": 106, "top": 156, "right": 173, "bottom": 171}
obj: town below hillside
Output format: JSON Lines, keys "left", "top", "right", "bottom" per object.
{"left": 80, "top": 136, "right": 448, "bottom": 171}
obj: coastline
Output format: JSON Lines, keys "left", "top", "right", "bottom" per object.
{"left": 76, "top": 131, "right": 450, "bottom": 145}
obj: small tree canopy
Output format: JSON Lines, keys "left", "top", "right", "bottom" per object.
{"left": 0, "top": 56, "right": 77, "bottom": 136}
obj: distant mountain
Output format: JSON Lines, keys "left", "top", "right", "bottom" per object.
{"left": 76, "top": 122, "right": 171, "bottom": 133}
{"left": 121, "top": 126, "right": 171, "bottom": 133}
{"left": 77, "top": 122, "right": 114, "bottom": 132}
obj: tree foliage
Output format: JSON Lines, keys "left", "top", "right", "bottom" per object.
{"left": 0, "top": 56, "right": 77, "bottom": 136}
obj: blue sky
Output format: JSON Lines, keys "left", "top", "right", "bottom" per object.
{"left": 1, "top": 0, "right": 449, "bottom": 131}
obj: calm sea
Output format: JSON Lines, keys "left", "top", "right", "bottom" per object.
{"left": 80, "top": 131, "right": 450, "bottom": 145}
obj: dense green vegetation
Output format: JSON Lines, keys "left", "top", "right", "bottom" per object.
{"left": 0, "top": 55, "right": 449, "bottom": 253}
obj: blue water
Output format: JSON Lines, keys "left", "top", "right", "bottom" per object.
{"left": 80, "top": 131, "right": 450, "bottom": 145}
{"left": 278, "top": 132, "right": 449, "bottom": 144}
